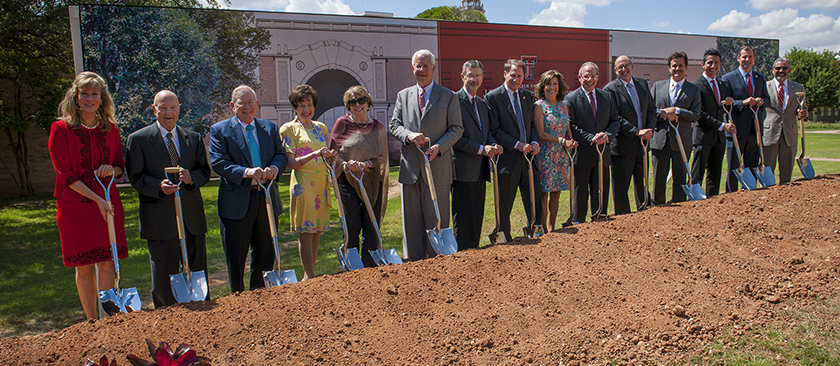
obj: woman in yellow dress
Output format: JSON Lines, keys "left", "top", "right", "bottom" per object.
{"left": 280, "top": 85, "right": 334, "bottom": 281}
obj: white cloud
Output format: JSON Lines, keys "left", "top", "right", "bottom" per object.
{"left": 708, "top": 8, "right": 840, "bottom": 53}
{"left": 654, "top": 21, "right": 670, "bottom": 27}
{"left": 227, "top": 0, "right": 353, "bottom": 14}
{"left": 748, "top": 0, "right": 840, "bottom": 11}
{"left": 528, "top": 2, "right": 587, "bottom": 27}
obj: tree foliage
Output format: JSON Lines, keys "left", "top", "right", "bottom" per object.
{"left": 784, "top": 47, "right": 840, "bottom": 112}
{"left": 416, "top": 5, "right": 487, "bottom": 23}
{"left": 715, "top": 36, "right": 779, "bottom": 77}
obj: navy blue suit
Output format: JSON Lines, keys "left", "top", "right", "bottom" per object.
{"left": 721, "top": 68, "right": 769, "bottom": 192}
{"left": 209, "top": 117, "right": 288, "bottom": 292}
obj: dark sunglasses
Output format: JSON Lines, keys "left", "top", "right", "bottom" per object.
{"left": 348, "top": 97, "right": 368, "bottom": 106}
{"left": 774, "top": 66, "right": 790, "bottom": 71}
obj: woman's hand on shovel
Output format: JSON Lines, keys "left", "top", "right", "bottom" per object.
{"left": 95, "top": 196, "right": 115, "bottom": 221}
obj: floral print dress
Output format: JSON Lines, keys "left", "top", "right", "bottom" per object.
{"left": 536, "top": 99, "right": 571, "bottom": 192}
{"left": 280, "top": 119, "right": 331, "bottom": 233}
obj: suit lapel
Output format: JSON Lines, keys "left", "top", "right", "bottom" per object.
{"left": 149, "top": 125, "right": 172, "bottom": 165}
{"left": 408, "top": 88, "right": 421, "bottom": 123}
{"left": 460, "top": 92, "right": 480, "bottom": 130}
{"left": 255, "top": 119, "right": 273, "bottom": 167}
{"left": 175, "top": 126, "right": 194, "bottom": 168}
{"left": 230, "top": 118, "right": 252, "bottom": 167}
{"left": 424, "top": 85, "right": 441, "bottom": 122}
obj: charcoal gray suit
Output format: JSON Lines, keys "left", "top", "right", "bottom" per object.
{"left": 690, "top": 75, "right": 730, "bottom": 196}
{"left": 650, "top": 79, "right": 701, "bottom": 204}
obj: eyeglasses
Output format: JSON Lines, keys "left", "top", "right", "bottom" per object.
{"left": 348, "top": 97, "right": 368, "bottom": 106}
{"left": 774, "top": 66, "right": 790, "bottom": 71}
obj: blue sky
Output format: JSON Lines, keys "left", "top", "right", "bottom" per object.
{"left": 224, "top": 0, "right": 840, "bottom": 54}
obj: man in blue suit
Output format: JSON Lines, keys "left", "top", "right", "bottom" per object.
{"left": 721, "top": 45, "right": 769, "bottom": 192}
{"left": 209, "top": 85, "right": 288, "bottom": 293}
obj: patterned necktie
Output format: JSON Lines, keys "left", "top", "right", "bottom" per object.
{"left": 778, "top": 83, "right": 785, "bottom": 112}
{"left": 711, "top": 79, "right": 720, "bottom": 105}
{"left": 418, "top": 87, "right": 426, "bottom": 117}
{"left": 245, "top": 124, "right": 262, "bottom": 168}
{"left": 165, "top": 132, "right": 179, "bottom": 167}
{"left": 626, "top": 82, "right": 642, "bottom": 129}
{"left": 472, "top": 97, "right": 481, "bottom": 132}
{"left": 513, "top": 90, "right": 526, "bottom": 142}
{"left": 588, "top": 91, "right": 597, "bottom": 118}
{"left": 670, "top": 82, "right": 680, "bottom": 107}
{"left": 746, "top": 72, "right": 753, "bottom": 97}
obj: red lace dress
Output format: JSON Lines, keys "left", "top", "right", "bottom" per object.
{"left": 48, "top": 120, "right": 128, "bottom": 267}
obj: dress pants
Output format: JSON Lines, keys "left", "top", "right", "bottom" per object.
{"left": 573, "top": 163, "right": 610, "bottom": 223}
{"left": 219, "top": 189, "right": 276, "bottom": 293}
{"left": 497, "top": 154, "right": 542, "bottom": 241}
{"left": 451, "top": 174, "right": 487, "bottom": 251}
{"left": 147, "top": 232, "right": 208, "bottom": 308}
{"left": 337, "top": 174, "right": 381, "bottom": 268}
{"left": 401, "top": 171, "right": 450, "bottom": 261}
{"left": 764, "top": 132, "right": 796, "bottom": 184}
{"left": 611, "top": 140, "right": 648, "bottom": 215}
{"left": 725, "top": 134, "right": 760, "bottom": 192}
{"left": 652, "top": 148, "right": 688, "bottom": 204}
{"left": 691, "top": 138, "right": 726, "bottom": 197}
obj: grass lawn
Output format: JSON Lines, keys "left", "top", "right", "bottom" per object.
{"left": 1, "top": 131, "right": 838, "bottom": 338}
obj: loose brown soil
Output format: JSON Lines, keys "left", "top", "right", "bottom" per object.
{"left": 3, "top": 176, "right": 839, "bottom": 365}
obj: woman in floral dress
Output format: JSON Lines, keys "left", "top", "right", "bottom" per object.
{"left": 280, "top": 85, "right": 334, "bottom": 281}
{"left": 533, "top": 70, "right": 577, "bottom": 232}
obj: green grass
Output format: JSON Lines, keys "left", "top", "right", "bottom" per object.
{"left": 1, "top": 132, "right": 839, "bottom": 338}
{"left": 803, "top": 122, "right": 840, "bottom": 130}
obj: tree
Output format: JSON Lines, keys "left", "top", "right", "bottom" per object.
{"left": 715, "top": 36, "right": 779, "bottom": 77}
{"left": 416, "top": 5, "right": 488, "bottom": 23}
{"left": 784, "top": 47, "right": 840, "bottom": 112}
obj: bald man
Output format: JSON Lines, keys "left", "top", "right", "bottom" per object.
{"left": 126, "top": 90, "right": 211, "bottom": 307}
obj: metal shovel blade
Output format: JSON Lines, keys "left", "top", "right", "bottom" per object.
{"left": 681, "top": 183, "right": 707, "bottom": 201}
{"left": 734, "top": 168, "right": 757, "bottom": 190}
{"left": 99, "top": 287, "right": 141, "bottom": 317}
{"left": 334, "top": 248, "right": 351, "bottom": 272}
{"left": 522, "top": 224, "right": 544, "bottom": 238}
{"left": 263, "top": 269, "right": 298, "bottom": 287}
{"left": 438, "top": 228, "right": 458, "bottom": 255}
{"left": 383, "top": 249, "right": 403, "bottom": 264}
{"left": 369, "top": 249, "right": 388, "bottom": 266}
{"left": 170, "top": 271, "right": 208, "bottom": 303}
{"left": 759, "top": 166, "right": 776, "bottom": 187}
{"left": 344, "top": 248, "right": 365, "bottom": 270}
{"left": 426, "top": 229, "right": 444, "bottom": 255}
{"left": 798, "top": 158, "right": 815, "bottom": 178}
{"left": 488, "top": 229, "right": 507, "bottom": 244}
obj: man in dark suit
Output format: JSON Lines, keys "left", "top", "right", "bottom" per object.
{"left": 209, "top": 85, "right": 288, "bottom": 292}
{"left": 721, "top": 45, "right": 770, "bottom": 192}
{"left": 604, "top": 55, "right": 656, "bottom": 214}
{"left": 486, "top": 59, "right": 541, "bottom": 240}
{"left": 564, "top": 61, "right": 622, "bottom": 222}
{"left": 763, "top": 57, "right": 808, "bottom": 184}
{"left": 651, "top": 51, "right": 702, "bottom": 204}
{"left": 126, "top": 90, "right": 211, "bottom": 308}
{"left": 389, "top": 49, "right": 464, "bottom": 261}
{"left": 690, "top": 49, "right": 737, "bottom": 197}
{"left": 451, "top": 59, "right": 501, "bottom": 250}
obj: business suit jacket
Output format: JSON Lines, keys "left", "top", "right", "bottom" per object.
{"left": 763, "top": 80, "right": 804, "bottom": 147}
{"left": 691, "top": 76, "right": 730, "bottom": 146}
{"left": 390, "top": 82, "right": 463, "bottom": 186}
{"left": 650, "top": 80, "right": 701, "bottom": 152}
{"left": 486, "top": 84, "right": 537, "bottom": 173}
{"left": 721, "top": 69, "right": 770, "bottom": 139}
{"left": 604, "top": 76, "right": 657, "bottom": 156}
{"left": 453, "top": 88, "right": 494, "bottom": 182}
{"left": 564, "top": 87, "right": 622, "bottom": 167}
{"left": 126, "top": 124, "right": 211, "bottom": 240}
{"left": 209, "top": 117, "right": 288, "bottom": 220}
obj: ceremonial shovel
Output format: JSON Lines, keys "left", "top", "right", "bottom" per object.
{"left": 94, "top": 172, "right": 141, "bottom": 317}
{"left": 522, "top": 151, "right": 544, "bottom": 238}
{"left": 639, "top": 138, "right": 652, "bottom": 209}
{"left": 324, "top": 158, "right": 364, "bottom": 271}
{"left": 592, "top": 142, "right": 608, "bottom": 221}
{"left": 724, "top": 103, "right": 757, "bottom": 190}
{"left": 669, "top": 117, "right": 706, "bottom": 200}
{"left": 164, "top": 167, "right": 208, "bottom": 303}
{"left": 488, "top": 155, "right": 508, "bottom": 242}
{"left": 417, "top": 142, "right": 457, "bottom": 256}
{"left": 346, "top": 169, "right": 402, "bottom": 265}
{"left": 795, "top": 92, "right": 815, "bottom": 178}
{"left": 258, "top": 180, "right": 298, "bottom": 287}
{"left": 562, "top": 136, "right": 579, "bottom": 227}
{"left": 750, "top": 105, "right": 776, "bottom": 187}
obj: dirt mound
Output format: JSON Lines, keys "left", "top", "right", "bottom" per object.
{"left": 3, "top": 176, "right": 839, "bottom": 365}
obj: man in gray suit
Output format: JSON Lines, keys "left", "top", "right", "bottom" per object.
{"left": 763, "top": 57, "right": 808, "bottom": 184}
{"left": 390, "top": 49, "right": 464, "bottom": 261}
{"left": 126, "top": 90, "right": 211, "bottom": 307}
{"left": 604, "top": 55, "right": 656, "bottom": 214}
{"left": 565, "top": 62, "right": 622, "bottom": 222}
{"left": 452, "top": 60, "right": 501, "bottom": 250}
{"left": 651, "top": 51, "right": 701, "bottom": 204}
{"left": 209, "top": 85, "right": 288, "bottom": 292}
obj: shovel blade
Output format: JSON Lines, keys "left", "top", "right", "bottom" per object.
{"left": 488, "top": 230, "right": 507, "bottom": 244}
{"left": 753, "top": 167, "right": 775, "bottom": 187}
{"left": 369, "top": 249, "right": 388, "bottom": 266}
{"left": 383, "top": 249, "right": 403, "bottom": 264}
{"left": 426, "top": 229, "right": 444, "bottom": 255}
{"left": 334, "top": 248, "right": 351, "bottom": 272}
{"left": 682, "top": 184, "right": 707, "bottom": 201}
{"left": 344, "top": 248, "right": 365, "bottom": 270}
{"left": 170, "top": 271, "right": 208, "bottom": 303}
{"left": 99, "top": 287, "right": 141, "bottom": 317}
{"left": 439, "top": 228, "right": 458, "bottom": 255}
{"left": 263, "top": 269, "right": 298, "bottom": 287}
{"left": 798, "top": 158, "right": 815, "bottom": 178}
{"left": 734, "top": 169, "right": 757, "bottom": 190}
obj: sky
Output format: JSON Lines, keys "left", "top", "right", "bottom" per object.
{"left": 222, "top": 0, "right": 840, "bottom": 55}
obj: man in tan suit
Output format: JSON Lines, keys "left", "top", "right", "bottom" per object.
{"left": 389, "top": 49, "right": 464, "bottom": 260}
{"left": 763, "top": 58, "right": 808, "bottom": 184}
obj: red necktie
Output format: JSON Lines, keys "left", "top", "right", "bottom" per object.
{"left": 588, "top": 92, "right": 597, "bottom": 118}
{"left": 711, "top": 79, "right": 720, "bottom": 105}
{"left": 777, "top": 83, "right": 785, "bottom": 111}
{"left": 418, "top": 87, "right": 426, "bottom": 117}
{"left": 745, "top": 73, "right": 753, "bottom": 97}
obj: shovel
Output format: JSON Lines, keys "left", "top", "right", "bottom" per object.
{"left": 591, "top": 142, "right": 608, "bottom": 221}
{"left": 163, "top": 167, "right": 208, "bottom": 303}
{"left": 417, "top": 143, "right": 457, "bottom": 256}
{"left": 324, "top": 158, "right": 364, "bottom": 271}
{"left": 724, "top": 103, "right": 757, "bottom": 190}
{"left": 257, "top": 180, "right": 298, "bottom": 287}
{"left": 522, "top": 151, "right": 544, "bottom": 238}
{"left": 562, "top": 137, "right": 579, "bottom": 227}
{"left": 346, "top": 169, "right": 402, "bottom": 266}
{"left": 795, "top": 92, "right": 815, "bottom": 178}
{"left": 668, "top": 117, "right": 706, "bottom": 200}
{"left": 94, "top": 172, "right": 141, "bottom": 317}
{"left": 750, "top": 105, "right": 776, "bottom": 187}
{"left": 639, "top": 137, "right": 652, "bottom": 209}
{"left": 488, "top": 155, "right": 508, "bottom": 242}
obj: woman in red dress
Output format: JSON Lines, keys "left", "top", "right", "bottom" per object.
{"left": 49, "top": 72, "right": 127, "bottom": 320}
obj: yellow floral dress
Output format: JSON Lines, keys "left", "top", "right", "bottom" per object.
{"left": 280, "top": 119, "right": 331, "bottom": 233}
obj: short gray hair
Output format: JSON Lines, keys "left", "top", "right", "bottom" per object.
{"left": 461, "top": 59, "right": 483, "bottom": 75}
{"left": 231, "top": 85, "right": 256, "bottom": 102}
{"left": 774, "top": 57, "right": 791, "bottom": 66}
{"left": 579, "top": 61, "right": 599, "bottom": 76}
{"left": 412, "top": 49, "right": 436, "bottom": 66}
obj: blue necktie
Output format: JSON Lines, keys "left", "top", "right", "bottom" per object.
{"left": 513, "top": 91, "right": 526, "bottom": 142}
{"left": 245, "top": 124, "right": 262, "bottom": 168}
{"left": 626, "top": 82, "right": 643, "bottom": 129}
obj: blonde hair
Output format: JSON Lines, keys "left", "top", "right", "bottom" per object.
{"left": 57, "top": 72, "right": 116, "bottom": 132}
{"left": 343, "top": 85, "right": 372, "bottom": 110}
